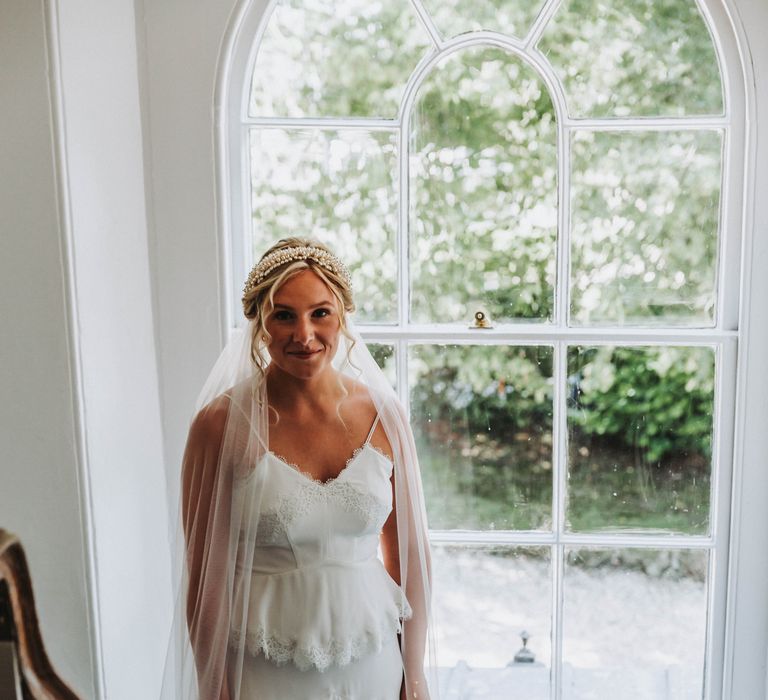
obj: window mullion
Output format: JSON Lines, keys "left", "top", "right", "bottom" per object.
{"left": 397, "top": 95, "right": 411, "bottom": 425}
{"left": 556, "top": 101, "right": 571, "bottom": 326}
{"left": 525, "top": 0, "right": 564, "bottom": 50}
{"left": 564, "top": 116, "right": 728, "bottom": 131}
{"left": 242, "top": 116, "right": 400, "bottom": 130}
{"left": 398, "top": 108, "right": 410, "bottom": 330}
{"left": 552, "top": 339, "right": 567, "bottom": 700}
{"left": 712, "top": 338, "right": 738, "bottom": 698}
{"left": 408, "top": 0, "right": 443, "bottom": 50}
{"left": 552, "top": 542, "right": 564, "bottom": 700}
{"left": 429, "top": 530, "right": 715, "bottom": 548}
{"left": 354, "top": 324, "right": 738, "bottom": 344}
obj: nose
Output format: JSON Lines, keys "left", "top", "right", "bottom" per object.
{"left": 292, "top": 315, "right": 314, "bottom": 347}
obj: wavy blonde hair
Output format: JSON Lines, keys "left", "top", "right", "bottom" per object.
{"left": 242, "top": 237, "right": 359, "bottom": 420}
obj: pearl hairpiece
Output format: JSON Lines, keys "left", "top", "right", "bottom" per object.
{"left": 242, "top": 245, "right": 352, "bottom": 302}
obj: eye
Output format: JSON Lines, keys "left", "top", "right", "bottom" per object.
{"left": 273, "top": 310, "right": 293, "bottom": 321}
{"left": 313, "top": 308, "right": 333, "bottom": 318}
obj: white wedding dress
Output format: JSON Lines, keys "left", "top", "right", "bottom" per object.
{"left": 228, "top": 414, "right": 412, "bottom": 700}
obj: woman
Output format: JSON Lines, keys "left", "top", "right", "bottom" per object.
{"left": 162, "top": 238, "right": 437, "bottom": 699}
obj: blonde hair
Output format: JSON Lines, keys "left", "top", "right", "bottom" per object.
{"left": 242, "top": 238, "right": 358, "bottom": 421}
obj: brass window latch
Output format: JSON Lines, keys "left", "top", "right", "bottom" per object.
{"left": 470, "top": 308, "right": 493, "bottom": 329}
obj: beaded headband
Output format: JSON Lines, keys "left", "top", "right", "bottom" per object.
{"left": 242, "top": 245, "right": 352, "bottom": 302}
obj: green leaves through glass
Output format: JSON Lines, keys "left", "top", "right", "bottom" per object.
{"left": 410, "top": 344, "right": 554, "bottom": 530}
{"left": 570, "top": 130, "right": 722, "bottom": 327}
{"left": 567, "top": 345, "right": 715, "bottom": 534}
{"left": 250, "top": 128, "right": 399, "bottom": 323}
{"left": 409, "top": 46, "right": 558, "bottom": 325}
{"left": 249, "top": 0, "right": 432, "bottom": 118}
{"left": 539, "top": 0, "right": 723, "bottom": 117}
{"left": 419, "top": 0, "right": 546, "bottom": 41}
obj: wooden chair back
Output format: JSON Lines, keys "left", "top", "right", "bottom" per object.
{"left": 0, "top": 529, "right": 80, "bottom": 699}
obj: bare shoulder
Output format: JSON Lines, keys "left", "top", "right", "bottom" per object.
{"left": 340, "top": 376, "right": 379, "bottom": 415}
{"left": 340, "top": 377, "right": 394, "bottom": 460}
{"left": 188, "top": 393, "right": 231, "bottom": 447}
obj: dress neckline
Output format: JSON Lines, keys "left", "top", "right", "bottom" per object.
{"left": 267, "top": 443, "right": 392, "bottom": 487}
{"left": 267, "top": 412, "right": 385, "bottom": 486}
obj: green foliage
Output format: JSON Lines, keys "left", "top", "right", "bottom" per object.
{"left": 249, "top": 0, "right": 724, "bottom": 532}
{"left": 419, "top": 0, "right": 545, "bottom": 40}
{"left": 410, "top": 46, "right": 558, "bottom": 323}
{"left": 539, "top": 0, "right": 723, "bottom": 117}
{"left": 569, "top": 346, "right": 714, "bottom": 463}
{"left": 251, "top": 0, "right": 431, "bottom": 117}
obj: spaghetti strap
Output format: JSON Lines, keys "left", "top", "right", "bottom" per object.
{"left": 364, "top": 413, "right": 380, "bottom": 445}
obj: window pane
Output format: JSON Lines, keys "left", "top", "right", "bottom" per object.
{"left": 410, "top": 344, "right": 554, "bottom": 530}
{"left": 249, "top": 0, "right": 431, "bottom": 118}
{"left": 409, "top": 46, "right": 558, "bottom": 325}
{"left": 538, "top": 0, "right": 723, "bottom": 117}
{"left": 564, "top": 548, "right": 708, "bottom": 700}
{"left": 570, "top": 130, "right": 722, "bottom": 327}
{"left": 435, "top": 544, "right": 551, "bottom": 699}
{"left": 419, "top": 0, "right": 545, "bottom": 40}
{"left": 367, "top": 343, "right": 396, "bottom": 389}
{"left": 567, "top": 345, "right": 714, "bottom": 534}
{"left": 250, "top": 128, "right": 398, "bottom": 323}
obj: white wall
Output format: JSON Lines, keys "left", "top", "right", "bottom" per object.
{"left": 0, "top": 1, "right": 96, "bottom": 696}
{"left": 2, "top": 0, "right": 170, "bottom": 697}
{"left": 52, "top": 0, "right": 170, "bottom": 696}
{"left": 724, "top": 0, "right": 768, "bottom": 695}
{"left": 136, "top": 0, "right": 241, "bottom": 481}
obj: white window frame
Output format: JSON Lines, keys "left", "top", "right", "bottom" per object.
{"left": 214, "top": 1, "right": 755, "bottom": 697}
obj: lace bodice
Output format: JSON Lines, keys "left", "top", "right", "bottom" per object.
{"left": 229, "top": 417, "right": 412, "bottom": 671}
{"left": 248, "top": 444, "right": 394, "bottom": 551}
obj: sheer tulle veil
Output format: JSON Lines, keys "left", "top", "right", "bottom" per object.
{"left": 160, "top": 314, "right": 438, "bottom": 699}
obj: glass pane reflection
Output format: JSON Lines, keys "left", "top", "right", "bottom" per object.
{"left": 563, "top": 547, "right": 708, "bottom": 700}
{"left": 567, "top": 345, "right": 714, "bottom": 534}
{"left": 410, "top": 344, "right": 554, "bottom": 530}
{"left": 435, "top": 544, "right": 551, "bottom": 700}
{"left": 570, "top": 130, "right": 722, "bottom": 327}
{"left": 250, "top": 128, "right": 398, "bottom": 323}
{"left": 409, "top": 46, "right": 558, "bottom": 325}
{"left": 420, "top": 0, "right": 545, "bottom": 40}
{"left": 367, "top": 343, "right": 396, "bottom": 389}
{"left": 539, "top": 0, "right": 723, "bottom": 117}
{"left": 249, "top": 0, "right": 431, "bottom": 118}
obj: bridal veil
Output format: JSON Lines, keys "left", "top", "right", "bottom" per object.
{"left": 160, "top": 318, "right": 438, "bottom": 699}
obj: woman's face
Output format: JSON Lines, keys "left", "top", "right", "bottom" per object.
{"left": 264, "top": 269, "right": 342, "bottom": 381}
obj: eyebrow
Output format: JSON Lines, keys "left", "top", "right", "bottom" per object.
{"left": 272, "top": 301, "right": 334, "bottom": 310}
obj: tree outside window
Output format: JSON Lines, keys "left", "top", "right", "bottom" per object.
{"left": 239, "top": 1, "right": 729, "bottom": 697}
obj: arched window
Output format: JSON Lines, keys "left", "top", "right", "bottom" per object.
{"left": 220, "top": 0, "right": 745, "bottom": 695}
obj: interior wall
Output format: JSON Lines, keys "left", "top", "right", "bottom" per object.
{"left": 0, "top": 1, "right": 96, "bottom": 696}
{"left": 2, "top": 0, "right": 171, "bottom": 697}
{"left": 52, "top": 0, "right": 170, "bottom": 696}
{"left": 136, "top": 0, "right": 242, "bottom": 489}
{"left": 725, "top": 0, "right": 768, "bottom": 694}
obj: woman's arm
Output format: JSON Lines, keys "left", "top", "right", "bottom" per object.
{"left": 381, "top": 470, "right": 432, "bottom": 700}
{"left": 181, "top": 397, "right": 232, "bottom": 700}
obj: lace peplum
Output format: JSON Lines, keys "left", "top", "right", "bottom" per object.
{"left": 230, "top": 433, "right": 412, "bottom": 671}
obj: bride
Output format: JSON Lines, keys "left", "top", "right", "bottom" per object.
{"left": 162, "top": 238, "right": 437, "bottom": 699}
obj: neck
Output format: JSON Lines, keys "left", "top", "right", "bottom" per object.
{"left": 265, "top": 364, "right": 345, "bottom": 415}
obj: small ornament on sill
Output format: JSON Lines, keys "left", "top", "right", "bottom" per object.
{"left": 513, "top": 630, "right": 536, "bottom": 664}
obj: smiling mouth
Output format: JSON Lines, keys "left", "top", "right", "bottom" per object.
{"left": 288, "top": 350, "right": 321, "bottom": 358}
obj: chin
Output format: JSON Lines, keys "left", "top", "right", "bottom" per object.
{"left": 280, "top": 355, "right": 330, "bottom": 378}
